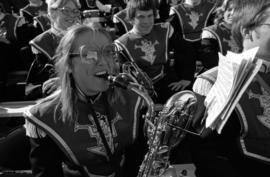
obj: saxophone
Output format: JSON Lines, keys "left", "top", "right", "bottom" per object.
{"left": 103, "top": 73, "right": 197, "bottom": 177}
{"left": 113, "top": 42, "right": 155, "bottom": 96}
{"left": 138, "top": 91, "right": 198, "bottom": 177}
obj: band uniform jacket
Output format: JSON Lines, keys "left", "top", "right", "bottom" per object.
{"left": 33, "top": 15, "right": 51, "bottom": 32}
{"left": 115, "top": 22, "right": 171, "bottom": 83}
{"left": 199, "top": 21, "right": 241, "bottom": 70}
{"left": 113, "top": 9, "right": 132, "bottom": 37}
{"left": 20, "top": 2, "right": 47, "bottom": 23}
{"left": 29, "top": 27, "right": 62, "bottom": 61}
{"left": 26, "top": 28, "right": 62, "bottom": 99}
{"left": 0, "top": 14, "right": 23, "bottom": 44}
{"left": 24, "top": 89, "right": 145, "bottom": 176}
{"left": 203, "top": 21, "right": 240, "bottom": 55}
{"left": 169, "top": 0, "right": 216, "bottom": 42}
{"left": 197, "top": 61, "right": 270, "bottom": 163}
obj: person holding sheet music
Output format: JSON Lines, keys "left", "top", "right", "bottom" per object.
{"left": 188, "top": 0, "right": 270, "bottom": 176}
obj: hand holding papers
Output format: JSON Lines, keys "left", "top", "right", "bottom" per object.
{"left": 204, "top": 47, "right": 263, "bottom": 133}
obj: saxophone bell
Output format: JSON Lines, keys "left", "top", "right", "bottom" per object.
{"left": 138, "top": 90, "right": 198, "bottom": 177}
{"left": 161, "top": 91, "right": 198, "bottom": 148}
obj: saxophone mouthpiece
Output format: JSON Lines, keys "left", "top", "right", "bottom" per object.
{"left": 102, "top": 73, "right": 131, "bottom": 90}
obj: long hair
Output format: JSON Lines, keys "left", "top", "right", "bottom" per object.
{"left": 231, "top": 0, "right": 270, "bottom": 49}
{"left": 126, "top": 0, "right": 157, "bottom": 21}
{"left": 54, "top": 24, "right": 122, "bottom": 123}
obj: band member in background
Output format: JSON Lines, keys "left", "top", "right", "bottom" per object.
{"left": 20, "top": 0, "right": 48, "bottom": 24}
{"left": 115, "top": 0, "right": 187, "bottom": 105}
{"left": 24, "top": 23, "right": 145, "bottom": 177}
{"left": 80, "top": 0, "right": 126, "bottom": 12}
{"left": 0, "top": 2, "right": 27, "bottom": 100}
{"left": 19, "top": 0, "right": 51, "bottom": 33}
{"left": 113, "top": 1, "right": 133, "bottom": 38}
{"left": 199, "top": 0, "right": 241, "bottom": 72}
{"left": 0, "top": 0, "right": 28, "bottom": 15}
{"left": 0, "top": 3, "right": 31, "bottom": 167}
{"left": 190, "top": 0, "right": 270, "bottom": 176}
{"left": 154, "top": 0, "right": 176, "bottom": 23}
{"left": 33, "top": 14, "right": 51, "bottom": 32}
{"left": 25, "top": 0, "right": 81, "bottom": 100}
{"left": 168, "top": 0, "right": 217, "bottom": 85}
{"left": 112, "top": 0, "right": 172, "bottom": 38}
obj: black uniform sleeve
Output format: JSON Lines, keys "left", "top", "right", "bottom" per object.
{"left": 168, "top": 14, "right": 196, "bottom": 81}
{"left": 21, "top": 11, "right": 34, "bottom": 24}
{"left": 199, "top": 38, "right": 219, "bottom": 70}
{"left": 157, "top": 0, "right": 170, "bottom": 22}
{"left": 25, "top": 50, "right": 55, "bottom": 100}
{"left": 114, "top": 22, "right": 127, "bottom": 38}
{"left": 16, "top": 22, "right": 42, "bottom": 47}
{"left": 29, "top": 136, "right": 65, "bottom": 177}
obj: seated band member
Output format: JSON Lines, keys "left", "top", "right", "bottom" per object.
{"left": 115, "top": 0, "right": 187, "bottom": 104}
{"left": 20, "top": 0, "right": 48, "bottom": 24}
{"left": 190, "top": 0, "right": 270, "bottom": 176}
{"left": 199, "top": 0, "right": 241, "bottom": 72}
{"left": 113, "top": 4, "right": 133, "bottom": 37}
{"left": 168, "top": 0, "right": 217, "bottom": 85}
{"left": 33, "top": 14, "right": 51, "bottom": 32}
{"left": 25, "top": 0, "right": 81, "bottom": 99}
{"left": 24, "top": 23, "right": 145, "bottom": 177}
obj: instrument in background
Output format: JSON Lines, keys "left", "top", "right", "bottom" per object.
{"left": 103, "top": 72, "right": 198, "bottom": 177}
{"left": 82, "top": 9, "right": 106, "bottom": 24}
{"left": 82, "top": 9, "right": 115, "bottom": 28}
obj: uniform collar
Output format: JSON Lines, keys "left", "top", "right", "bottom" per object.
{"left": 51, "top": 26, "right": 66, "bottom": 37}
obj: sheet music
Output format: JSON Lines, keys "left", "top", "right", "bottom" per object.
{"left": 204, "top": 52, "right": 235, "bottom": 128}
{"left": 216, "top": 58, "right": 263, "bottom": 133}
{"left": 204, "top": 47, "right": 261, "bottom": 132}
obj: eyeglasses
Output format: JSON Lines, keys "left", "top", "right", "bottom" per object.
{"left": 258, "top": 23, "right": 270, "bottom": 27}
{"left": 69, "top": 44, "right": 118, "bottom": 65}
{"left": 57, "top": 7, "right": 81, "bottom": 17}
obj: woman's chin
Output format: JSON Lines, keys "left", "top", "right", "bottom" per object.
{"left": 96, "top": 81, "right": 110, "bottom": 92}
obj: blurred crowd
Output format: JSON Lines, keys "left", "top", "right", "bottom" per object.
{"left": 0, "top": 0, "right": 222, "bottom": 102}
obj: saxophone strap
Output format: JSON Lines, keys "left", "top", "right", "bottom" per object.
{"left": 87, "top": 98, "right": 122, "bottom": 177}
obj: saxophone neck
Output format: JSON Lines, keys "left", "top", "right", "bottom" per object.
{"left": 129, "top": 85, "right": 155, "bottom": 119}
{"left": 105, "top": 73, "right": 155, "bottom": 119}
